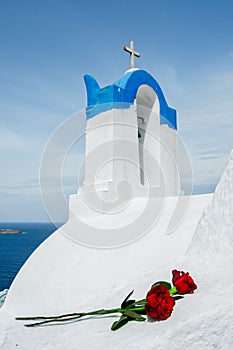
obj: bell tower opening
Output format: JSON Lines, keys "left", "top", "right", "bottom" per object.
{"left": 135, "top": 84, "right": 160, "bottom": 187}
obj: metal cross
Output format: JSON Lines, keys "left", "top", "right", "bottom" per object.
{"left": 124, "top": 41, "right": 140, "bottom": 69}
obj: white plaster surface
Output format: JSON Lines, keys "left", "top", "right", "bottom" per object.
{"left": 84, "top": 103, "right": 180, "bottom": 197}
{"left": 0, "top": 192, "right": 213, "bottom": 349}
{"left": 1, "top": 82, "right": 232, "bottom": 349}
{"left": 1, "top": 152, "right": 233, "bottom": 348}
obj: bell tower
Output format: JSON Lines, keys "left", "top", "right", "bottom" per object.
{"left": 69, "top": 43, "right": 181, "bottom": 219}
{"left": 81, "top": 65, "right": 180, "bottom": 195}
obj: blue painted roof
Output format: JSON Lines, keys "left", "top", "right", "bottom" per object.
{"left": 84, "top": 69, "right": 177, "bottom": 130}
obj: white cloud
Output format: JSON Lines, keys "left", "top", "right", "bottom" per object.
{"left": 0, "top": 126, "right": 29, "bottom": 152}
{"left": 177, "top": 67, "right": 233, "bottom": 192}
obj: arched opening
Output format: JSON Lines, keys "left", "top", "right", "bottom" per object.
{"left": 135, "top": 85, "right": 160, "bottom": 186}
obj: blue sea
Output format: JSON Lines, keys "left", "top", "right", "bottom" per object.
{"left": 0, "top": 222, "right": 60, "bottom": 292}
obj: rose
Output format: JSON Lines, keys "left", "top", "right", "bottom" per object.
{"left": 145, "top": 284, "right": 175, "bottom": 320}
{"left": 172, "top": 269, "right": 197, "bottom": 294}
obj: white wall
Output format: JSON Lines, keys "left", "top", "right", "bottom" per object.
{"left": 160, "top": 125, "right": 180, "bottom": 195}
{"left": 83, "top": 107, "right": 141, "bottom": 192}
{"left": 82, "top": 85, "right": 180, "bottom": 199}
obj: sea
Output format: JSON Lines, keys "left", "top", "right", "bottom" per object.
{"left": 0, "top": 222, "right": 61, "bottom": 296}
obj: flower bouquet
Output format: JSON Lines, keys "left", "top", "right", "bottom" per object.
{"left": 16, "top": 269, "right": 197, "bottom": 331}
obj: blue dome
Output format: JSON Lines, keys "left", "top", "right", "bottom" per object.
{"left": 84, "top": 69, "right": 177, "bottom": 130}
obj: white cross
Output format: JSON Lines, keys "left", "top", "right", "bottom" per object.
{"left": 124, "top": 41, "right": 141, "bottom": 69}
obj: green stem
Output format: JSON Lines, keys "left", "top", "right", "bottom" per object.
{"left": 169, "top": 286, "right": 177, "bottom": 295}
{"left": 21, "top": 305, "right": 146, "bottom": 328}
{"left": 24, "top": 310, "right": 118, "bottom": 328}
{"left": 17, "top": 300, "right": 146, "bottom": 322}
{"left": 16, "top": 312, "right": 85, "bottom": 321}
{"left": 25, "top": 314, "right": 85, "bottom": 327}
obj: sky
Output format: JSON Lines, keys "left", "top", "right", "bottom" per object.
{"left": 0, "top": 0, "right": 233, "bottom": 222}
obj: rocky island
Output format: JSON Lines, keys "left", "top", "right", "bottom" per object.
{"left": 0, "top": 229, "right": 22, "bottom": 234}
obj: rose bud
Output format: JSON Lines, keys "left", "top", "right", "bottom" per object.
{"left": 145, "top": 284, "right": 175, "bottom": 320}
{"left": 172, "top": 269, "right": 197, "bottom": 294}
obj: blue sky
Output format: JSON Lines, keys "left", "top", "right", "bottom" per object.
{"left": 0, "top": 0, "right": 233, "bottom": 222}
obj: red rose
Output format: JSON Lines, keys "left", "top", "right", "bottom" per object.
{"left": 145, "top": 284, "right": 175, "bottom": 320}
{"left": 172, "top": 269, "right": 197, "bottom": 294}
